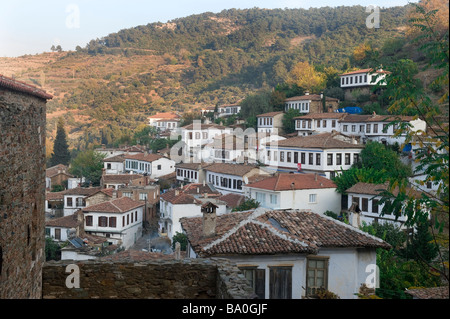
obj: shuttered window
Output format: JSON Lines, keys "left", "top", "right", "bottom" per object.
{"left": 306, "top": 258, "right": 329, "bottom": 297}
{"left": 269, "top": 266, "right": 292, "bottom": 299}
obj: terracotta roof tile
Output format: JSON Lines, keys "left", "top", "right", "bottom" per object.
{"left": 102, "top": 174, "right": 143, "bottom": 184}
{"left": 181, "top": 209, "right": 390, "bottom": 257}
{"left": 147, "top": 112, "right": 181, "bottom": 119}
{"left": 405, "top": 287, "right": 449, "bottom": 299}
{"left": 0, "top": 74, "right": 53, "bottom": 99}
{"left": 181, "top": 123, "right": 227, "bottom": 130}
{"left": 246, "top": 173, "right": 336, "bottom": 191}
{"left": 204, "top": 163, "right": 260, "bottom": 177}
{"left": 218, "top": 193, "right": 245, "bottom": 208}
{"left": 45, "top": 212, "right": 80, "bottom": 228}
{"left": 267, "top": 132, "right": 363, "bottom": 149}
{"left": 83, "top": 197, "right": 144, "bottom": 213}
{"left": 46, "top": 164, "right": 73, "bottom": 178}
{"left": 124, "top": 153, "right": 164, "bottom": 162}
{"left": 285, "top": 94, "right": 339, "bottom": 102}
{"left": 256, "top": 111, "right": 284, "bottom": 117}
{"left": 103, "top": 155, "right": 125, "bottom": 162}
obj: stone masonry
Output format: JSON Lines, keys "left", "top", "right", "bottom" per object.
{"left": 42, "top": 258, "right": 257, "bottom": 299}
{"left": 0, "top": 75, "right": 51, "bottom": 298}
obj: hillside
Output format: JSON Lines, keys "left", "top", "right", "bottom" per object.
{"left": 0, "top": 5, "right": 411, "bottom": 150}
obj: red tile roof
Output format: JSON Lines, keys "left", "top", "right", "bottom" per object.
{"left": 246, "top": 173, "right": 336, "bottom": 191}
{"left": 181, "top": 123, "right": 226, "bottom": 130}
{"left": 218, "top": 193, "right": 245, "bottom": 208}
{"left": 294, "top": 113, "right": 347, "bottom": 120}
{"left": 46, "top": 164, "right": 73, "bottom": 178}
{"left": 204, "top": 163, "right": 261, "bottom": 177}
{"left": 124, "top": 153, "right": 164, "bottom": 162}
{"left": 339, "top": 68, "right": 390, "bottom": 76}
{"left": 0, "top": 74, "right": 53, "bottom": 100}
{"left": 147, "top": 112, "right": 181, "bottom": 119}
{"left": 285, "top": 94, "right": 339, "bottom": 102}
{"left": 82, "top": 197, "right": 144, "bottom": 213}
{"left": 181, "top": 209, "right": 390, "bottom": 257}
{"left": 45, "top": 212, "right": 80, "bottom": 228}
{"left": 256, "top": 111, "right": 284, "bottom": 117}
{"left": 267, "top": 132, "right": 363, "bottom": 149}
{"left": 101, "top": 174, "right": 144, "bottom": 184}
{"left": 160, "top": 190, "right": 203, "bottom": 205}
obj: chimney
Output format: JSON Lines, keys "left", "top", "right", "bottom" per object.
{"left": 314, "top": 173, "right": 318, "bottom": 181}
{"left": 174, "top": 242, "right": 181, "bottom": 260}
{"left": 197, "top": 187, "right": 200, "bottom": 194}
{"left": 175, "top": 189, "right": 180, "bottom": 196}
{"left": 202, "top": 202, "right": 217, "bottom": 238}
{"left": 112, "top": 190, "right": 117, "bottom": 199}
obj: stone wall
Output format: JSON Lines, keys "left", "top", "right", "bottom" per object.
{"left": 0, "top": 87, "right": 47, "bottom": 298}
{"left": 42, "top": 258, "right": 257, "bottom": 299}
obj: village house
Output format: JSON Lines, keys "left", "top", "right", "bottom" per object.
{"left": 45, "top": 164, "right": 73, "bottom": 190}
{"left": 116, "top": 183, "right": 160, "bottom": 223}
{"left": 345, "top": 182, "right": 424, "bottom": 229}
{"left": 147, "top": 112, "right": 181, "bottom": 132}
{"left": 159, "top": 183, "right": 225, "bottom": 239}
{"left": 284, "top": 93, "right": 339, "bottom": 114}
{"left": 103, "top": 154, "right": 125, "bottom": 174}
{"left": 339, "top": 68, "right": 389, "bottom": 101}
{"left": 295, "top": 112, "right": 348, "bottom": 137}
{"left": 124, "top": 152, "right": 175, "bottom": 179}
{"left": 256, "top": 111, "right": 284, "bottom": 134}
{"left": 204, "top": 163, "right": 271, "bottom": 195}
{"left": 175, "top": 162, "right": 213, "bottom": 184}
{"left": 82, "top": 196, "right": 145, "bottom": 249}
{"left": 100, "top": 172, "right": 147, "bottom": 190}
{"left": 264, "top": 132, "right": 364, "bottom": 179}
{"left": 217, "top": 193, "right": 246, "bottom": 213}
{"left": 243, "top": 173, "right": 341, "bottom": 215}
{"left": 207, "top": 133, "right": 246, "bottom": 163}
{"left": 95, "top": 145, "right": 145, "bottom": 159}
{"left": 180, "top": 122, "right": 231, "bottom": 159}
{"left": 216, "top": 103, "right": 242, "bottom": 118}
{"left": 63, "top": 187, "right": 103, "bottom": 216}
{"left": 45, "top": 191, "right": 65, "bottom": 218}
{"left": 45, "top": 211, "right": 81, "bottom": 242}
{"left": 181, "top": 207, "right": 390, "bottom": 299}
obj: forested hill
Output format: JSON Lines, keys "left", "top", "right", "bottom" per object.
{"left": 2, "top": 5, "right": 410, "bottom": 150}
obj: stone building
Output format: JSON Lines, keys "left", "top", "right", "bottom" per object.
{"left": 0, "top": 74, "right": 52, "bottom": 298}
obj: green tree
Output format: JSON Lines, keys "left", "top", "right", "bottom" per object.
{"left": 172, "top": 232, "right": 188, "bottom": 251}
{"left": 45, "top": 237, "right": 61, "bottom": 261}
{"left": 232, "top": 198, "right": 260, "bottom": 212}
{"left": 69, "top": 149, "right": 106, "bottom": 186}
{"left": 49, "top": 117, "right": 71, "bottom": 167}
{"left": 282, "top": 108, "right": 301, "bottom": 134}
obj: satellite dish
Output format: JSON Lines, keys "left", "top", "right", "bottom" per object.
{"left": 243, "top": 176, "right": 249, "bottom": 184}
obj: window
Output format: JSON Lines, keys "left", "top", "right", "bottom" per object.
{"left": 345, "top": 153, "right": 351, "bottom": 165}
{"left": 280, "top": 151, "right": 285, "bottom": 162}
{"left": 323, "top": 120, "right": 327, "bottom": 128}
{"left": 123, "top": 192, "right": 132, "bottom": 198}
{"left": 351, "top": 125, "right": 356, "bottom": 132}
{"left": 67, "top": 197, "right": 73, "bottom": 207}
{"left": 372, "top": 199, "right": 379, "bottom": 213}
{"left": 240, "top": 267, "right": 265, "bottom": 299}
{"left": 287, "top": 152, "right": 292, "bottom": 163}
{"left": 316, "top": 154, "right": 321, "bottom": 166}
{"left": 294, "top": 152, "right": 298, "bottom": 164}
{"left": 135, "top": 211, "right": 138, "bottom": 221}
{"left": 382, "top": 124, "right": 388, "bottom": 133}
{"left": 360, "top": 125, "right": 365, "bottom": 133}
{"left": 316, "top": 120, "right": 321, "bottom": 128}
{"left": 269, "top": 267, "right": 292, "bottom": 299}
{"left": 139, "top": 193, "right": 148, "bottom": 200}
{"left": 157, "top": 165, "right": 162, "bottom": 170}
{"left": 202, "top": 132, "right": 208, "bottom": 139}
{"left": 99, "top": 216, "right": 108, "bottom": 227}
{"left": 343, "top": 125, "right": 348, "bottom": 132}
{"left": 270, "top": 194, "right": 278, "bottom": 205}
{"left": 85, "top": 216, "right": 93, "bottom": 227}
{"left": 353, "top": 153, "right": 360, "bottom": 164}
{"left": 55, "top": 228, "right": 61, "bottom": 240}
{"left": 256, "top": 192, "right": 266, "bottom": 205}
{"left": 237, "top": 180, "right": 243, "bottom": 190}
{"left": 336, "top": 153, "right": 342, "bottom": 165}
{"left": 76, "top": 197, "right": 86, "bottom": 207}
{"left": 366, "top": 124, "right": 371, "bottom": 133}
{"left": 309, "top": 153, "right": 314, "bottom": 165}
{"left": 109, "top": 217, "right": 117, "bottom": 228}
{"left": 107, "top": 163, "right": 112, "bottom": 169}
{"left": 327, "top": 154, "right": 333, "bottom": 166}
{"left": 362, "top": 198, "right": 369, "bottom": 212}
{"left": 301, "top": 152, "right": 305, "bottom": 164}
{"left": 309, "top": 194, "right": 317, "bottom": 203}
{"left": 195, "top": 132, "right": 200, "bottom": 139}
{"left": 273, "top": 151, "right": 278, "bottom": 161}
{"left": 306, "top": 258, "right": 328, "bottom": 297}
{"left": 332, "top": 120, "right": 336, "bottom": 128}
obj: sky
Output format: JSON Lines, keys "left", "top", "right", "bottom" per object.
{"left": 0, "top": 0, "right": 415, "bottom": 57}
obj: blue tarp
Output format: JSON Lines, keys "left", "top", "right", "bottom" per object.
{"left": 402, "top": 143, "right": 412, "bottom": 152}
{"left": 336, "top": 107, "right": 363, "bottom": 114}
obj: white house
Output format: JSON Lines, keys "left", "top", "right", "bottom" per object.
{"left": 175, "top": 162, "right": 213, "bottom": 184}
{"left": 339, "top": 68, "right": 389, "bottom": 89}
{"left": 285, "top": 93, "right": 339, "bottom": 114}
{"left": 345, "top": 182, "right": 425, "bottom": 229}
{"left": 180, "top": 122, "right": 231, "bottom": 159}
{"left": 264, "top": 132, "right": 364, "bottom": 179}
{"left": 294, "top": 113, "right": 348, "bottom": 136}
{"left": 124, "top": 153, "right": 175, "bottom": 179}
{"left": 243, "top": 173, "right": 341, "bottom": 215}
{"left": 148, "top": 112, "right": 181, "bottom": 131}
{"left": 217, "top": 103, "right": 241, "bottom": 118}
{"left": 63, "top": 187, "right": 103, "bottom": 216}
{"left": 103, "top": 155, "right": 125, "bottom": 174}
{"left": 82, "top": 196, "right": 145, "bottom": 249}
{"left": 94, "top": 145, "right": 145, "bottom": 159}
{"left": 256, "top": 111, "right": 284, "bottom": 134}
{"left": 181, "top": 208, "right": 390, "bottom": 299}
{"left": 204, "top": 163, "right": 271, "bottom": 195}
{"left": 159, "top": 183, "right": 226, "bottom": 240}
{"left": 207, "top": 133, "right": 246, "bottom": 163}
{"left": 45, "top": 212, "right": 81, "bottom": 242}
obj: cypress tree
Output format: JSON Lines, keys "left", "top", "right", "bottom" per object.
{"left": 49, "top": 117, "right": 71, "bottom": 166}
